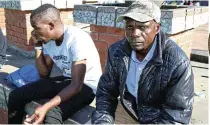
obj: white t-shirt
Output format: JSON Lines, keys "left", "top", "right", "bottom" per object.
{"left": 43, "top": 25, "right": 102, "bottom": 94}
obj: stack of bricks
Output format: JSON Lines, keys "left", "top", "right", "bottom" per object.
{"left": 0, "top": 8, "right": 5, "bottom": 35}
{"left": 4, "top": 8, "right": 73, "bottom": 55}
{"left": 90, "top": 24, "right": 125, "bottom": 71}
{"left": 5, "top": 9, "right": 34, "bottom": 52}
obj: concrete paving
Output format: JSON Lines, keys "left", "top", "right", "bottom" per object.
{"left": 191, "top": 61, "right": 208, "bottom": 124}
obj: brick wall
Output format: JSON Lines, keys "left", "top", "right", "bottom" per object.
{"left": 90, "top": 25, "right": 194, "bottom": 71}
{"left": 4, "top": 8, "right": 73, "bottom": 52}
{"left": 0, "top": 8, "right": 5, "bottom": 35}
{"left": 90, "top": 24, "right": 125, "bottom": 71}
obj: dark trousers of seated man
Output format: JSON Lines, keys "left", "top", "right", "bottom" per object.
{"left": 8, "top": 76, "right": 95, "bottom": 124}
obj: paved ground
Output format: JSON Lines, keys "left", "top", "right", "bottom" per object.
{"left": 191, "top": 23, "right": 209, "bottom": 51}
{"left": 191, "top": 61, "right": 208, "bottom": 124}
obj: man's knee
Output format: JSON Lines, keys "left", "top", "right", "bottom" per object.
{"left": 8, "top": 89, "right": 23, "bottom": 104}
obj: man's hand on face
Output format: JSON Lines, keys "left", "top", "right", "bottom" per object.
{"left": 30, "top": 31, "right": 43, "bottom": 47}
{"left": 23, "top": 105, "right": 48, "bottom": 124}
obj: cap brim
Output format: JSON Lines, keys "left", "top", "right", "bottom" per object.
{"left": 116, "top": 13, "right": 153, "bottom": 23}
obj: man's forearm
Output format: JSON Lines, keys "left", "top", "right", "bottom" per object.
{"left": 42, "top": 81, "right": 83, "bottom": 111}
{"left": 35, "top": 49, "right": 50, "bottom": 78}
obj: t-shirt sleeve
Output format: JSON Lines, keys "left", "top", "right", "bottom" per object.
{"left": 43, "top": 47, "right": 49, "bottom": 55}
{"left": 70, "top": 36, "right": 88, "bottom": 61}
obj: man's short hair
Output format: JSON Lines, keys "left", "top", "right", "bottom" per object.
{"left": 30, "top": 4, "right": 61, "bottom": 23}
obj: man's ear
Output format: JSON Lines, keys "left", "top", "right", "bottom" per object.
{"left": 49, "top": 22, "right": 54, "bottom": 31}
{"left": 155, "top": 23, "right": 161, "bottom": 34}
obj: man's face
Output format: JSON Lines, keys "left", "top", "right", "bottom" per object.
{"left": 30, "top": 19, "right": 54, "bottom": 44}
{"left": 125, "top": 18, "right": 160, "bottom": 51}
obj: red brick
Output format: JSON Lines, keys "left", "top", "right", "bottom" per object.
{"left": 7, "top": 20, "right": 13, "bottom": 25}
{"left": 7, "top": 30, "right": 14, "bottom": 36}
{"left": 13, "top": 21, "right": 20, "bottom": 27}
{"left": 13, "top": 32, "right": 21, "bottom": 38}
{"left": 6, "top": 24, "right": 11, "bottom": 29}
{"left": 17, "top": 38, "right": 24, "bottom": 44}
{"left": 23, "top": 29, "right": 28, "bottom": 36}
{"left": 18, "top": 27, "right": 23, "bottom": 33}
{"left": 99, "top": 33, "right": 119, "bottom": 44}
{"left": 107, "top": 27, "right": 125, "bottom": 36}
{"left": 11, "top": 26, "right": 23, "bottom": 33}
{"left": 94, "top": 41, "right": 108, "bottom": 51}
{"left": 20, "top": 22, "right": 27, "bottom": 28}
{"left": 90, "top": 32, "right": 98, "bottom": 41}
{"left": 20, "top": 33, "right": 27, "bottom": 40}
{"left": 13, "top": 36, "right": 18, "bottom": 42}
{"left": 24, "top": 45, "right": 34, "bottom": 51}
{"left": 99, "top": 50, "right": 107, "bottom": 67}
{"left": 10, "top": 26, "right": 16, "bottom": 31}
{"left": 90, "top": 25, "right": 107, "bottom": 33}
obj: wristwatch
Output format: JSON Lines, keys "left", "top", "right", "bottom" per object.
{"left": 34, "top": 46, "right": 43, "bottom": 50}
{"left": 34, "top": 41, "right": 43, "bottom": 50}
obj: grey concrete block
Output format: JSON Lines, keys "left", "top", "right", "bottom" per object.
{"left": 73, "top": 5, "right": 97, "bottom": 24}
{"left": 0, "top": 0, "right": 41, "bottom": 10}
{"left": 5, "top": 1, "right": 12, "bottom": 9}
{"left": 97, "top": 6, "right": 116, "bottom": 27}
{"left": 116, "top": 7, "right": 126, "bottom": 28}
{"left": 161, "top": 17, "right": 185, "bottom": 34}
{"left": 11, "top": 1, "right": 21, "bottom": 10}
{"left": 161, "top": 8, "right": 186, "bottom": 19}
{"left": 0, "top": 1, "right": 7, "bottom": 8}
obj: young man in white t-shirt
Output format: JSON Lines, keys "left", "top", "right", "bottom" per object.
{"left": 8, "top": 4, "right": 102, "bottom": 124}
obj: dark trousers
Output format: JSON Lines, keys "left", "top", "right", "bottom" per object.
{"left": 8, "top": 76, "right": 95, "bottom": 124}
